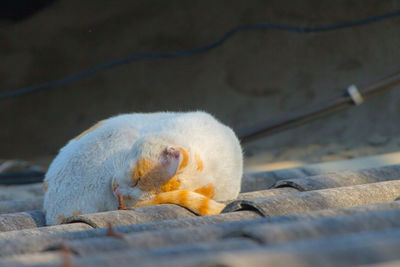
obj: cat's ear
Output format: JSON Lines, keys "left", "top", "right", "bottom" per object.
{"left": 160, "top": 146, "right": 181, "bottom": 178}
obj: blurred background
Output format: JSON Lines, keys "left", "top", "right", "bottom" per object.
{"left": 1, "top": 0, "right": 400, "bottom": 172}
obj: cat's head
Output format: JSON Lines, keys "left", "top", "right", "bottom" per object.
{"left": 112, "top": 135, "right": 188, "bottom": 207}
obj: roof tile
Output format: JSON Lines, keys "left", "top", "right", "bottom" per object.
{"left": 0, "top": 159, "right": 400, "bottom": 266}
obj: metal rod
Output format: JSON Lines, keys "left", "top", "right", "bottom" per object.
{"left": 236, "top": 68, "right": 400, "bottom": 143}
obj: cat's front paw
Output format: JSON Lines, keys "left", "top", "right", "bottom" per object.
{"left": 133, "top": 190, "right": 226, "bottom": 216}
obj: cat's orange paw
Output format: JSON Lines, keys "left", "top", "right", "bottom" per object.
{"left": 117, "top": 195, "right": 129, "bottom": 210}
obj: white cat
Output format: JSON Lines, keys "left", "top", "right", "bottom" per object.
{"left": 43, "top": 111, "right": 243, "bottom": 225}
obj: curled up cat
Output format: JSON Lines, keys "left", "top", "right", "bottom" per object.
{"left": 43, "top": 111, "right": 243, "bottom": 225}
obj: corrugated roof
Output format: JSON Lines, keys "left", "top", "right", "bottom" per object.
{"left": 0, "top": 155, "right": 400, "bottom": 266}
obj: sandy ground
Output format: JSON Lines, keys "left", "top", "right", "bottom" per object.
{"left": 244, "top": 135, "right": 400, "bottom": 172}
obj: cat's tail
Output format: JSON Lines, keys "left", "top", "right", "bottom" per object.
{"left": 134, "top": 190, "right": 225, "bottom": 216}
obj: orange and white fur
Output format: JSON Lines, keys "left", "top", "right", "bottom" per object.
{"left": 43, "top": 111, "right": 243, "bottom": 225}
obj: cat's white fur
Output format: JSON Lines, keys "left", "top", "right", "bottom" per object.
{"left": 43, "top": 111, "right": 243, "bottom": 225}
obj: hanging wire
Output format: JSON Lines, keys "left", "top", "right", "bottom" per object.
{"left": 1, "top": 9, "right": 400, "bottom": 100}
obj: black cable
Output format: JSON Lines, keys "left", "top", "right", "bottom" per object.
{"left": 2, "top": 9, "right": 400, "bottom": 100}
